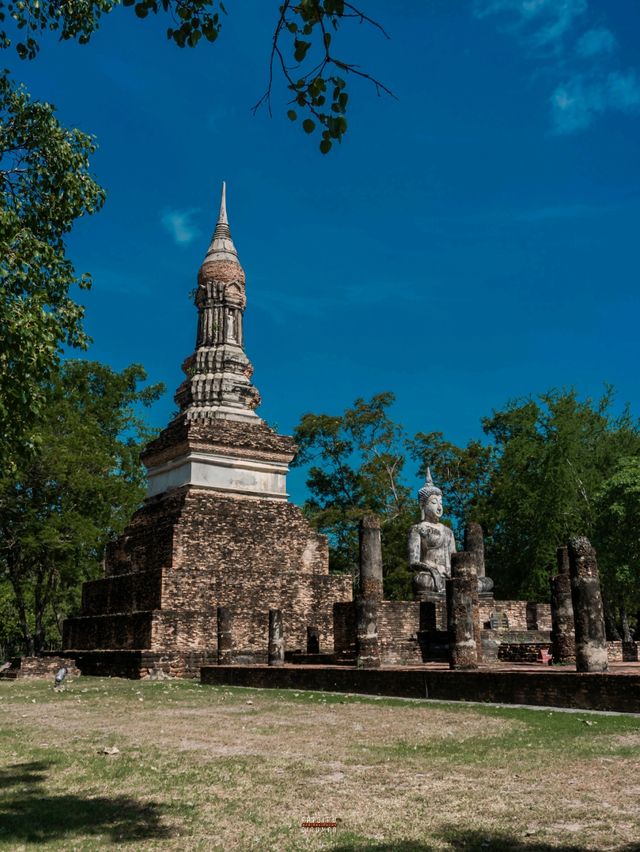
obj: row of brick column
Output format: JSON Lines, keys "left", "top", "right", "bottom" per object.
{"left": 215, "top": 519, "right": 608, "bottom": 674}
{"left": 215, "top": 607, "right": 321, "bottom": 666}
{"left": 550, "top": 537, "right": 608, "bottom": 672}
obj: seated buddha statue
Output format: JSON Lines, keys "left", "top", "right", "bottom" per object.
{"left": 408, "top": 469, "right": 456, "bottom": 597}
{"left": 408, "top": 469, "right": 494, "bottom": 597}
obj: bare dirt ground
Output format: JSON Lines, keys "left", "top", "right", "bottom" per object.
{"left": 0, "top": 676, "right": 639, "bottom": 851}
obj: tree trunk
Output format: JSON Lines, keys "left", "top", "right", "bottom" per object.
{"left": 620, "top": 605, "right": 633, "bottom": 643}
{"left": 8, "top": 563, "right": 34, "bottom": 656}
{"left": 603, "top": 596, "right": 621, "bottom": 640}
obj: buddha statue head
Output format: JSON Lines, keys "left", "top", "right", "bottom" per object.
{"left": 418, "top": 468, "right": 443, "bottom": 523}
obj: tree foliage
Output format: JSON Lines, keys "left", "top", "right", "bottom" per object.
{"left": 476, "top": 389, "right": 640, "bottom": 601}
{"left": 0, "top": 0, "right": 392, "bottom": 153}
{"left": 0, "top": 72, "right": 105, "bottom": 470}
{"left": 0, "top": 360, "right": 163, "bottom": 655}
{"left": 595, "top": 456, "right": 640, "bottom": 636}
{"left": 293, "top": 392, "right": 415, "bottom": 599}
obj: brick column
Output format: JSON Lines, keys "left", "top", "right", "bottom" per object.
{"left": 550, "top": 546, "right": 575, "bottom": 664}
{"left": 355, "top": 597, "right": 381, "bottom": 669}
{"left": 359, "top": 514, "right": 384, "bottom": 600}
{"left": 355, "top": 513, "right": 383, "bottom": 669}
{"left": 446, "top": 552, "right": 479, "bottom": 670}
{"left": 568, "top": 537, "right": 608, "bottom": 673}
{"left": 464, "top": 522, "right": 485, "bottom": 578}
{"left": 217, "top": 606, "right": 233, "bottom": 665}
{"left": 268, "top": 609, "right": 285, "bottom": 667}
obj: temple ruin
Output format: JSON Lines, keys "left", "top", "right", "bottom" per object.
{"left": 62, "top": 184, "right": 352, "bottom": 677}
{"left": 58, "top": 185, "right": 627, "bottom": 684}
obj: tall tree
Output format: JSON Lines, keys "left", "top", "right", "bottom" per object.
{"left": 293, "top": 392, "right": 415, "bottom": 599}
{"left": 0, "top": 72, "right": 105, "bottom": 470}
{"left": 477, "top": 389, "right": 640, "bottom": 600}
{"left": 0, "top": 360, "right": 163, "bottom": 655}
{"left": 594, "top": 456, "right": 640, "bottom": 640}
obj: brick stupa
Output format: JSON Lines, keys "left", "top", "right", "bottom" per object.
{"left": 63, "top": 184, "right": 352, "bottom": 677}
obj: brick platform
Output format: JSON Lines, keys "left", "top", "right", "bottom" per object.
{"left": 0, "top": 656, "right": 80, "bottom": 680}
{"left": 200, "top": 663, "right": 640, "bottom": 714}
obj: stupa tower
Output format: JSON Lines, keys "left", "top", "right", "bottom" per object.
{"left": 144, "top": 184, "right": 292, "bottom": 501}
{"left": 62, "top": 184, "right": 352, "bottom": 677}
{"left": 175, "top": 182, "right": 260, "bottom": 422}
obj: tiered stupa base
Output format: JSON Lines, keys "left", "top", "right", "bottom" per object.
{"left": 63, "top": 417, "right": 352, "bottom": 678}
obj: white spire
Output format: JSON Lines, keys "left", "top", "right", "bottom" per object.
{"left": 218, "top": 180, "right": 228, "bottom": 224}
{"left": 202, "top": 181, "right": 239, "bottom": 264}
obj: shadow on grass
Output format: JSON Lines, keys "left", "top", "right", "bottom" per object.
{"left": 0, "top": 762, "right": 173, "bottom": 844}
{"left": 0, "top": 761, "right": 51, "bottom": 789}
{"left": 332, "top": 828, "right": 640, "bottom": 851}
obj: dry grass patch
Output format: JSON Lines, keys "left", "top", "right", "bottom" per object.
{"left": 0, "top": 677, "right": 638, "bottom": 851}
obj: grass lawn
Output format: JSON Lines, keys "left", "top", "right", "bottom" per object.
{"left": 0, "top": 676, "right": 639, "bottom": 851}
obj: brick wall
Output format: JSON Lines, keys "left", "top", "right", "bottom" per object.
{"left": 64, "top": 485, "right": 352, "bottom": 669}
{"left": 479, "top": 600, "right": 552, "bottom": 630}
{"left": 608, "top": 641, "right": 639, "bottom": 662}
{"left": 81, "top": 570, "right": 162, "bottom": 615}
{"left": 378, "top": 602, "right": 423, "bottom": 666}
{"left": 334, "top": 599, "right": 555, "bottom": 665}
{"left": 201, "top": 665, "right": 640, "bottom": 714}
{"left": 0, "top": 656, "right": 80, "bottom": 680}
{"left": 63, "top": 611, "right": 153, "bottom": 651}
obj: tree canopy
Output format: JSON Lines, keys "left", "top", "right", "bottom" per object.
{"left": 293, "top": 392, "right": 415, "bottom": 599}
{"left": 595, "top": 456, "right": 640, "bottom": 638}
{"left": 0, "top": 72, "right": 105, "bottom": 471}
{"left": 476, "top": 389, "right": 640, "bottom": 601}
{"left": 0, "top": 359, "right": 163, "bottom": 656}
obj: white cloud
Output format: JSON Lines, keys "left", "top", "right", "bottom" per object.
{"left": 551, "top": 71, "right": 640, "bottom": 134}
{"left": 575, "top": 27, "right": 617, "bottom": 57}
{"left": 161, "top": 209, "right": 201, "bottom": 246}
{"left": 474, "top": 0, "right": 587, "bottom": 53}
{"left": 475, "top": 1, "right": 639, "bottom": 134}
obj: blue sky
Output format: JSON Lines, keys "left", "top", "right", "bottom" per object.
{"left": 13, "top": 1, "right": 640, "bottom": 502}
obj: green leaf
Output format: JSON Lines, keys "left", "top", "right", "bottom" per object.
{"left": 287, "top": 109, "right": 297, "bottom": 121}
{"left": 302, "top": 118, "right": 315, "bottom": 134}
{"left": 294, "top": 39, "right": 311, "bottom": 62}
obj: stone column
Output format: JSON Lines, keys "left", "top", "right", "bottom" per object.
{"left": 355, "top": 597, "right": 381, "bottom": 669}
{"left": 464, "top": 522, "right": 485, "bottom": 578}
{"left": 306, "top": 625, "right": 320, "bottom": 655}
{"left": 217, "top": 606, "right": 233, "bottom": 665}
{"left": 354, "top": 513, "right": 383, "bottom": 669}
{"left": 268, "top": 609, "right": 285, "bottom": 667}
{"left": 359, "top": 514, "right": 384, "bottom": 600}
{"left": 568, "top": 537, "right": 608, "bottom": 673}
{"left": 550, "top": 546, "right": 575, "bottom": 664}
{"left": 446, "top": 552, "right": 479, "bottom": 670}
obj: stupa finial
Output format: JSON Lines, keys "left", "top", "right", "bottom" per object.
{"left": 202, "top": 180, "right": 238, "bottom": 265}
{"left": 218, "top": 180, "right": 228, "bottom": 225}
